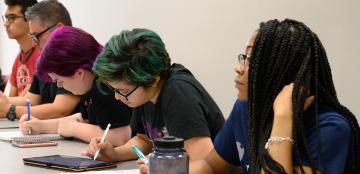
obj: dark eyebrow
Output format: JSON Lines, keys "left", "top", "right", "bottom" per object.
{"left": 5, "top": 13, "right": 17, "bottom": 16}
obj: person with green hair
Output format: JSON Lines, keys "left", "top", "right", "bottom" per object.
{"left": 82, "top": 28, "right": 225, "bottom": 165}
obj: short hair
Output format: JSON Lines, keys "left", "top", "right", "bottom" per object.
{"left": 4, "top": 0, "right": 37, "bottom": 16}
{"left": 25, "top": 0, "right": 72, "bottom": 27}
{"left": 36, "top": 26, "right": 103, "bottom": 82}
{"left": 93, "top": 28, "right": 171, "bottom": 87}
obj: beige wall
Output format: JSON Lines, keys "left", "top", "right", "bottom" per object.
{"left": 1, "top": 0, "right": 359, "bottom": 119}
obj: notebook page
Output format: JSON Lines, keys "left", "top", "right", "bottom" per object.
{"left": 0, "top": 130, "right": 63, "bottom": 142}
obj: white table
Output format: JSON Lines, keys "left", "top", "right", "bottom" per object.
{"left": 0, "top": 125, "right": 136, "bottom": 174}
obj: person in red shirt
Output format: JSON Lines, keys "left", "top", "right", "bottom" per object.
{"left": 3, "top": 0, "right": 40, "bottom": 97}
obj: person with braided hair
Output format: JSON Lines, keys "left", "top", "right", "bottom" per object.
{"left": 189, "top": 19, "right": 359, "bottom": 174}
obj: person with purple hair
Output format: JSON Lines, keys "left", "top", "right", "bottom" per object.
{"left": 19, "top": 26, "right": 132, "bottom": 146}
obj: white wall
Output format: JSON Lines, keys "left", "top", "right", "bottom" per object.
{"left": 1, "top": 0, "right": 359, "bottom": 119}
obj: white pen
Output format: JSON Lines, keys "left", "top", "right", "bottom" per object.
{"left": 93, "top": 123, "right": 111, "bottom": 160}
{"left": 132, "top": 145, "right": 149, "bottom": 165}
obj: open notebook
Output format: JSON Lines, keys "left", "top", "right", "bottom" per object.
{"left": 0, "top": 131, "right": 63, "bottom": 142}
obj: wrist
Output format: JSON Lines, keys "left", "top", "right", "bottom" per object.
{"left": 5, "top": 105, "right": 17, "bottom": 121}
{"left": 274, "top": 113, "right": 293, "bottom": 124}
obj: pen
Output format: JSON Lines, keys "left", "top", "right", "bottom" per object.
{"left": 26, "top": 99, "right": 31, "bottom": 134}
{"left": 93, "top": 123, "right": 111, "bottom": 160}
{"left": 131, "top": 145, "right": 149, "bottom": 165}
{"left": 26, "top": 98, "right": 31, "bottom": 120}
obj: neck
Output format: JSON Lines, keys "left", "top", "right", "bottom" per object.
{"left": 17, "top": 35, "right": 33, "bottom": 52}
{"left": 149, "top": 78, "right": 165, "bottom": 104}
{"left": 83, "top": 71, "right": 96, "bottom": 93}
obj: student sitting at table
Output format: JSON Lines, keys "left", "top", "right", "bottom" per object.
{"left": 82, "top": 28, "right": 225, "bottom": 164}
{"left": 186, "top": 19, "right": 360, "bottom": 174}
{"left": 19, "top": 26, "right": 132, "bottom": 146}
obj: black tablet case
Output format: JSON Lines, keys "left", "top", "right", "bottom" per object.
{"left": 23, "top": 155, "right": 116, "bottom": 172}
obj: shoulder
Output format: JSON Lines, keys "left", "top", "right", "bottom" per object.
{"left": 161, "top": 66, "right": 198, "bottom": 98}
{"left": 228, "top": 100, "right": 248, "bottom": 121}
{"left": 317, "top": 107, "right": 351, "bottom": 135}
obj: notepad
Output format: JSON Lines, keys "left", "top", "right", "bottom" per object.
{"left": 0, "top": 131, "right": 63, "bottom": 142}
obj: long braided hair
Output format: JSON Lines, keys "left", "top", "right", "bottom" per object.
{"left": 247, "top": 19, "right": 360, "bottom": 173}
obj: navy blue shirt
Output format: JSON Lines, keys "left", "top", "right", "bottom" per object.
{"left": 214, "top": 100, "right": 353, "bottom": 174}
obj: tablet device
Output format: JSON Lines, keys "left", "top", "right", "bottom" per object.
{"left": 23, "top": 155, "right": 116, "bottom": 172}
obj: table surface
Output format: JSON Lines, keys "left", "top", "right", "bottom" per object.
{"left": 0, "top": 121, "right": 137, "bottom": 174}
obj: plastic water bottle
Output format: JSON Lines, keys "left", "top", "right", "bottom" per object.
{"left": 149, "top": 135, "right": 189, "bottom": 174}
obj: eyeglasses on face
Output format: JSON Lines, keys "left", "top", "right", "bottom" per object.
{"left": 105, "top": 83, "right": 139, "bottom": 101}
{"left": 1, "top": 14, "right": 25, "bottom": 24}
{"left": 237, "top": 54, "right": 250, "bottom": 69}
{"left": 28, "top": 24, "right": 57, "bottom": 43}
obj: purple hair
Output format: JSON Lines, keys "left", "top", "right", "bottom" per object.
{"left": 36, "top": 26, "right": 103, "bottom": 82}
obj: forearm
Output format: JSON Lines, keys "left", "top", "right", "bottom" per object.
{"left": 112, "top": 135, "right": 153, "bottom": 162}
{"left": 39, "top": 119, "right": 60, "bottom": 134}
{"left": 9, "top": 85, "right": 17, "bottom": 97}
{"left": 9, "top": 96, "right": 27, "bottom": 106}
{"left": 267, "top": 115, "right": 293, "bottom": 173}
{"left": 15, "top": 104, "right": 69, "bottom": 119}
{"left": 105, "top": 126, "right": 132, "bottom": 147}
{"left": 190, "top": 160, "right": 215, "bottom": 174}
{"left": 67, "top": 122, "right": 104, "bottom": 142}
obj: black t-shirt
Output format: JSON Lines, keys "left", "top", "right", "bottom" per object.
{"left": 80, "top": 80, "right": 132, "bottom": 130}
{"left": 131, "top": 63, "right": 225, "bottom": 142}
{"left": 29, "top": 75, "right": 70, "bottom": 104}
{"left": 0, "top": 69, "right": 4, "bottom": 91}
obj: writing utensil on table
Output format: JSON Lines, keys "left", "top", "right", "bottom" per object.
{"left": 132, "top": 144, "right": 149, "bottom": 165}
{"left": 26, "top": 99, "right": 31, "bottom": 134}
{"left": 93, "top": 123, "right": 111, "bottom": 160}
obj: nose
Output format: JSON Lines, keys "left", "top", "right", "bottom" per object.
{"left": 3, "top": 20, "right": 9, "bottom": 27}
{"left": 234, "top": 64, "right": 243, "bottom": 74}
{"left": 114, "top": 93, "right": 130, "bottom": 104}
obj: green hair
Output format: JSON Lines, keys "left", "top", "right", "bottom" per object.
{"left": 93, "top": 28, "right": 171, "bottom": 86}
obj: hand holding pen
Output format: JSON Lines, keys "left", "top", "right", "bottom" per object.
{"left": 132, "top": 145, "right": 149, "bottom": 165}
{"left": 93, "top": 123, "right": 111, "bottom": 160}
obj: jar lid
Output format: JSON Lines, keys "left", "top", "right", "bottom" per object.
{"left": 154, "top": 136, "right": 184, "bottom": 148}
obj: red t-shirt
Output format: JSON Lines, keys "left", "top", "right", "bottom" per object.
{"left": 9, "top": 47, "right": 41, "bottom": 96}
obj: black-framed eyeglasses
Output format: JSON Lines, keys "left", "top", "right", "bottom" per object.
{"left": 1, "top": 14, "right": 25, "bottom": 24}
{"left": 237, "top": 54, "right": 250, "bottom": 69}
{"left": 106, "top": 83, "right": 139, "bottom": 101}
{"left": 28, "top": 24, "right": 57, "bottom": 43}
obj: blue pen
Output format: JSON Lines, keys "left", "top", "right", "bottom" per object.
{"left": 132, "top": 145, "right": 149, "bottom": 165}
{"left": 26, "top": 98, "right": 31, "bottom": 121}
{"left": 26, "top": 99, "right": 31, "bottom": 134}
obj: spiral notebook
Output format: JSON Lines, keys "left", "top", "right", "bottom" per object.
{"left": 0, "top": 131, "right": 63, "bottom": 142}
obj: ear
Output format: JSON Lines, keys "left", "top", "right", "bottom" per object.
{"left": 75, "top": 69, "right": 85, "bottom": 79}
{"left": 151, "top": 76, "right": 161, "bottom": 87}
{"left": 56, "top": 23, "right": 65, "bottom": 28}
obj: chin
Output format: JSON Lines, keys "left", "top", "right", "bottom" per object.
{"left": 237, "top": 93, "right": 247, "bottom": 101}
